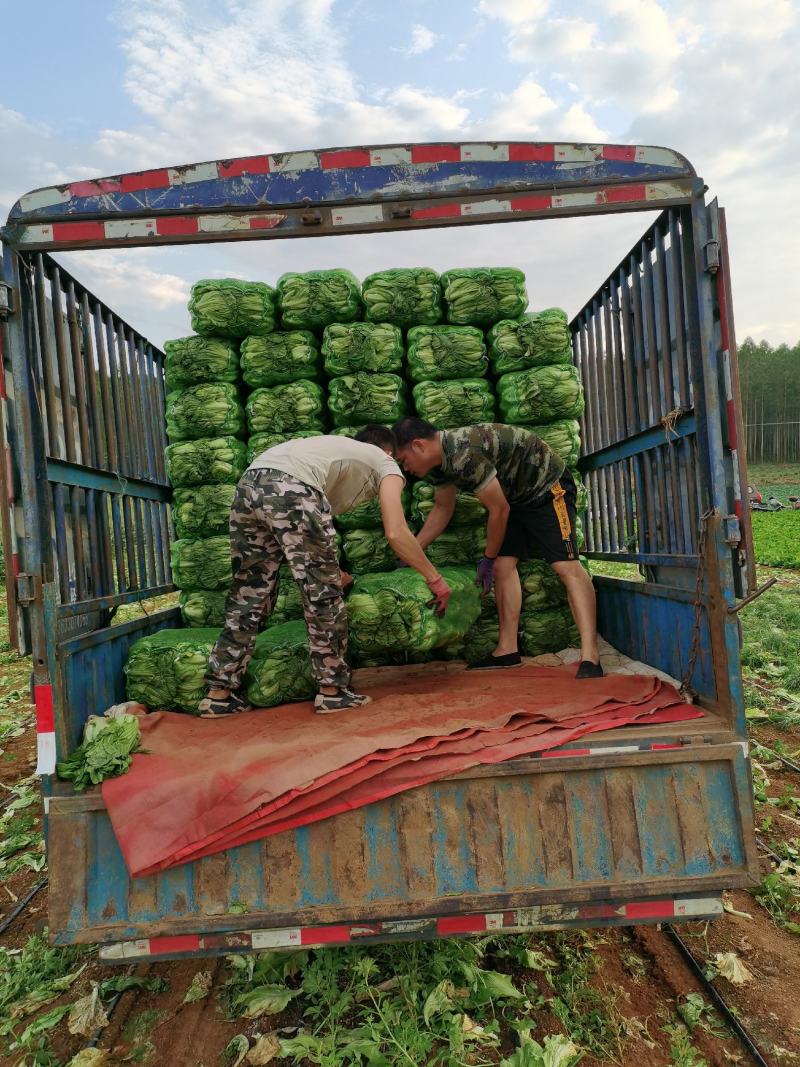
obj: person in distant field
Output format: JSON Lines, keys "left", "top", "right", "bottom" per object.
{"left": 789, "top": 496, "right": 800, "bottom": 510}
{"left": 748, "top": 485, "right": 763, "bottom": 506}
{"left": 392, "top": 418, "right": 602, "bottom": 679}
{"left": 199, "top": 426, "right": 451, "bottom": 718}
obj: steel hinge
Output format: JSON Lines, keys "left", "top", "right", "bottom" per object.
{"left": 681, "top": 734, "right": 714, "bottom": 746}
{"left": 16, "top": 573, "right": 37, "bottom": 606}
{"left": 722, "top": 515, "right": 741, "bottom": 546}
{"left": 0, "top": 281, "right": 15, "bottom": 320}
{"left": 703, "top": 239, "right": 720, "bottom": 274}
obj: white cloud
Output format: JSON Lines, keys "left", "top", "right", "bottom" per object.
{"left": 401, "top": 24, "right": 440, "bottom": 57}
{"left": 508, "top": 16, "right": 596, "bottom": 59}
{"left": 477, "top": 0, "right": 550, "bottom": 24}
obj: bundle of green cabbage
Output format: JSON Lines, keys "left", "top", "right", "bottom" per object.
{"left": 164, "top": 336, "right": 240, "bottom": 391}
{"left": 56, "top": 713, "right": 141, "bottom": 792}
{"left": 277, "top": 269, "right": 362, "bottom": 330}
{"left": 518, "top": 558, "right": 568, "bottom": 612}
{"left": 166, "top": 436, "right": 247, "bottom": 488}
{"left": 180, "top": 589, "right": 228, "bottom": 628}
{"left": 246, "top": 430, "right": 320, "bottom": 464}
{"left": 426, "top": 527, "right": 487, "bottom": 568}
{"left": 244, "top": 621, "right": 314, "bottom": 707}
{"left": 362, "top": 268, "right": 442, "bottom": 327}
{"left": 462, "top": 595, "right": 499, "bottom": 666}
{"left": 406, "top": 325, "right": 487, "bottom": 383}
{"left": 570, "top": 471, "right": 588, "bottom": 513}
{"left": 189, "top": 279, "right": 276, "bottom": 339}
{"left": 246, "top": 381, "right": 326, "bottom": 436}
{"left": 337, "top": 487, "right": 409, "bottom": 532}
{"left": 273, "top": 567, "right": 304, "bottom": 624}
{"left": 240, "top": 331, "right": 320, "bottom": 388}
{"left": 171, "top": 537, "right": 232, "bottom": 591}
{"left": 125, "top": 627, "right": 220, "bottom": 714}
{"left": 328, "top": 373, "right": 406, "bottom": 426}
{"left": 441, "top": 268, "right": 527, "bottom": 326}
{"left": 322, "top": 322, "right": 403, "bottom": 376}
{"left": 173, "top": 484, "right": 235, "bottom": 539}
{"left": 497, "top": 365, "right": 584, "bottom": 424}
{"left": 413, "top": 379, "right": 495, "bottom": 429}
{"left": 165, "top": 383, "right": 245, "bottom": 442}
{"left": 519, "top": 606, "right": 578, "bottom": 658}
{"left": 488, "top": 309, "right": 572, "bottom": 374}
{"left": 528, "top": 418, "right": 581, "bottom": 468}
{"left": 347, "top": 567, "right": 480, "bottom": 657}
{"left": 330, "top": 424, "right": 368, "bottom": 438}
{"left": 411, "top": 482, "right": 486, "bottom": 528}
{"left": 342, "top": 528, "right": 394, "bottom": 574}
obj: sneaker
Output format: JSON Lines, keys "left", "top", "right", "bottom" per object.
{"left": 314, "top": 689, "right": 373, "bottom": 714}
{"left": 575, "top": 660, "right": 604, "bottom": 679}
{"left": 467, "top": 652, "right": 522, "bottom": 670}
{"left": 198, "top": 691, "right": 252, "bottom": 718}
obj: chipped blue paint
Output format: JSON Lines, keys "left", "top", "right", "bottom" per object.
{"left": 570, "top": 773, "right": 613, "bottom": 882}
{"left": 88, "top": 816, "right": 130, "bottom": 926}
{"left": 364, "top": 804, "right": 405, "bottom": 902}
{"left": 296, "top": 826, "right": 337, "bottom": 906}
{"left": 157, "top": 859, "right": 197, "bottom": 918}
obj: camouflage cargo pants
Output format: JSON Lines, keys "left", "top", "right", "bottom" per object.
{"left": 205, "top": 468, "right": 351, "bottom": 694}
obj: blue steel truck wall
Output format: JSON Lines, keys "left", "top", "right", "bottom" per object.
{"left": 0, "top": 142, "right": 759, "bottom": 959}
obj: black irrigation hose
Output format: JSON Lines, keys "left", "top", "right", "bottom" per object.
{"left": 756, "top": 834, "right": 784, "bottom": 865}
{"left": 663, "top": 923, "right": 771, "bottom": 1067}
{"left": 753, "top": 741, "right": 800, "bottom": 776}
{"left": 0, "top": 877, "right": 48, "bottom": 935}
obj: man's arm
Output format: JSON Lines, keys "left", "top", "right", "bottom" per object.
{"left": 416, "top": 484, "right": 456, "bottom": 549}
{"left": 379, "top": 476, "right": 451, "bottom": 612}
{"left": 474, "top": 477, "right": 511, "bottom": 558}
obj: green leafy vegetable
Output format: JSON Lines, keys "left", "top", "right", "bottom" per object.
{"left": 166, "top": 436, "right": 247, "bottom": 488}
{"left": 426, "top": 527, "right": 487, "bottom": 567}
{"left": 519, "top": 605, "right": 578, "bottom": 657}
{"left": 411, "top": 481, "right": 486, "bottom": 528}
{"left": 413, "top": 378, "right": 495, "bottom": 428}
{"left": 406, "top": 324, "right": 487, "bottom": 382}
{"left": 240, "top": 331, "right": 320, "bottom": 388}
{"left": 164, "top": 335, "right": 240, "bottom": 390}
{"left": 277, "top": 269, "right": 362, "bottom": 330}
{"left": 246, "top": 430, "right": 320, "bottom": 464}
{"left": 528, "top": 418, "right": 581, "bottom": 468}
{"left": 322, "top": 322, "right": 403, "bottom": 376}
{"left": 441, "top": 267, "right": 527, "bottom": 326}
{"left": 489, "top": 308, "right": 572, "bottom": 374}
{"left": 180, "top": 589, "right": 229, "bottom": 628}
{"left": 171, "top": 536, "right": 233, "bottom": 591}
{"left": 125, "top": 628, "right": 220, "bottom": 713}
{"left": 362, "top": 267, "right": 442, "bottom": 327}
{"left": 173, "top": 484, "right": 235, "bottom": 539}
{"left": 497, "top": 365, "right": 585, "bottom": 424}
{"left": 337, "top": 487, "right": 408, "bottom": 531}
{"left": 166, "top": 382, "right": 245, "bottom": 442}
{"left": 342, "top": 528, "right": 395, "bottom": 574}
{"left": 244, "top": 621, "right": 315, "bottom": 707}
{"left": 56, "top": 714, "right": 141, "bottom": 791}
{"left": 189, "top": 278, "right": 276, "bottom": 339}
{"left": 328, "top": 372, "right": 406, "bottom": 426}
{"left": 246, "top": 381, "right": 325, "bottom": 435}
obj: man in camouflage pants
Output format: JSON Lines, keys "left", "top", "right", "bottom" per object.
{"left": 392, "top": 418, "right": 602, "bottom": 678}
{"left": 200, "top": 427, "right": 452, "bottom": 717}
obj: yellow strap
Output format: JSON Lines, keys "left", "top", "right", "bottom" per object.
{"left": 550, "top": 481, "right": 573, "bottom": 540}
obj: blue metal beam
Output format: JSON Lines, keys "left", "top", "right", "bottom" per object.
{"left": 47, "top": 458, "right": 170, "bottom": 501}
{"left": 579, "top": 412, "right": 697, "bottom": 471}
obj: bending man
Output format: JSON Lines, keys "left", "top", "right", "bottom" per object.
{"left": 199, "top": 426, "right": 451, "bottom": 718}
{"left": 392, "top": 418, "right": 602, "bottom": 679}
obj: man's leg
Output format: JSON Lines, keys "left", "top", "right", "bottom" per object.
{"left": 493, "top": 554, "right": 522, "bottom": 655}
{"left": 202, "top": 474, "right": 281, "bottom": 713}
{"left": 551, "top": 560, "right": 600, "bottom": 665}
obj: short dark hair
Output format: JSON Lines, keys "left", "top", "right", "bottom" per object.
{"left": 354, "top": 424, "right": 397, "bottom": 451}
{"left": 392, "top": 417, "right": 438, "bottom": 448}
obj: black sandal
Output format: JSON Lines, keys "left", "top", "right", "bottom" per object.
{"left": 467, "top": 652, "right": 522, "bottom": 670}
{"left": 314, "top": 689, "right": 372, "bottom": 715}
{"left": 575, "top": 660, "right": 604, "bottom": 679}
{"left": 198, "top": 691, "right": 252, "bottom": 718}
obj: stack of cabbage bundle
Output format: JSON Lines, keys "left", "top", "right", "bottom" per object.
{"left": 244, "top": 620, "right": 314, "bottom": 707}
{"left": 164, "top": 336, "right": 240, "bottom": 391}
{"left": 362, "top": 268, "right": 442, "bottom": 327}
{"left": 463, "top": 592, "right": 500, "bottom": 666}
{"left": 327, "top": 373, "right": 406, "bottom": 427}
{"left": 406, "top": 325, "right": 487, "bottom": 383}
{"left": 125, "top": 628, "right": 221, "bottom": 714}
{"left": 165, "top": 382, "right": 246, "bottom": 441}
{"left": 277, "top": 269, "right": 362, "bottom": 330}
{"left": 426, "top": 527, "right": 487, "bottom": 569}
{"left": 247, "top": 429, "right": 320, "bottom": 464}
{"left": 413, "top": 378, "right": 495, "bottom": 429}
{"left": 240, "top": 331, "right": 320, "bottom": 388}
{"left": 166, "top": 436, "right": 247, "bottom": 488}
{"left": 518, "top": 558, "right": 580, "bottom": 657}
{"left": 189, "top": 279, "right": 276, "bottom": 338}
{"left": 411, "top": 482, "right": 486, "bottom": 528}
{"left": 488, "top": 308, "right": 572, "bottom": 374}
{"left": 347, "top": 567, "right": 480, "bottom": 659}
{"left": 441, "top": 268, "right": 527, "bottom": 326}
{"left": 322, "top": 322, "right": 403, "bottom": 376}
{"left": 247, "top": 381, "right": 326, "bottom": 436}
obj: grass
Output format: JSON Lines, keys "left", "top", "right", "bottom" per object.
{"left": 740, "top": 568, "right": 800, "bottom": 728}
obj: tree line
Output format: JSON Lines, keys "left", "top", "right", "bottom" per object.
{"left": 738, "top": 338, "right": 800, "bottom": 463}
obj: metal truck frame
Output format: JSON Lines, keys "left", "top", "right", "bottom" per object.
{"left": 0, "top": 142, "right": 760, "bottom": 960}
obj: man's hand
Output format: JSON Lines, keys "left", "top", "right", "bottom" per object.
{"left": 425, "top": 574, "right": 452, "bottom": 616}
{"left": 339, "top": 569, "right": 354, "bottom": 591}
{"left": 476, "top": 555, "right": 495, "bottom": 594}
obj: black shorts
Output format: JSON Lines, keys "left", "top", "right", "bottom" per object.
{"left": 499, "top": 471, "right": 579, "bottom": 564}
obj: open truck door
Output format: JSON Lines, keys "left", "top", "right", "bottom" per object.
{"left": 0, "top": 143, "right": 759, "bottom": 958}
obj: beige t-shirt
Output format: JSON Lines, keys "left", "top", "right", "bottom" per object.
{"left": 248, "top": 435, "right": 404, "bottom": 516}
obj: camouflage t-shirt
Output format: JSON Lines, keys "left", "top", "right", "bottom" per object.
{"left": 427, "top": 423, "right": 565, "bottom": 504}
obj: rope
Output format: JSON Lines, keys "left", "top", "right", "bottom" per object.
{"left": 660, "top": 407, "right": 683, "bottom": 443}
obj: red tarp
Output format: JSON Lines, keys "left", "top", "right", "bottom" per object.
{"left": 103, "top": 665, "right": 702, "bottom": 877}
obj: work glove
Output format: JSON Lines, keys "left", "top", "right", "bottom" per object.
{"left": 425, "top": 574, "right": 452, "bottom": 616}
{"left": 476, "top": 555, "right": 496, "bottom": 594}
{"left": 339, "top": 569, "right": 354, "bottom": 591}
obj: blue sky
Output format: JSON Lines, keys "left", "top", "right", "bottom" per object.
{"left": 1, "top": 0, "right": 798, "bottom": 345}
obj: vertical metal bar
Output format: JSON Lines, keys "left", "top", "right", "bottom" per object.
{"left": 668, "top": 210, "right": 691, "bottom": 409}
{"left": 94, "top": 306, "right": 118, "bottom": 471}
{"left": 572, "top": 331, "right": 588, "bottom": 461}
{"left": 133, "top": 497, "right": 149, "bottom": 589}
{"left": 70, "top": 486, "right": 88, "bottom": 601}
{"left": 144, "top": 500, "right": 158, "bottom": 588}
{"left": 97, "top": 492, "right": 114, "bottom": 596}
{"left": 615, "top": 271, "right": 638, "bottom": 437}
{"left": 641, "top": 237, "right": 664, "bottom": 426}
{"left": 51, "top": 484, "right": 70, "bottom": 603}
{"left": 48, "top": 266, "right": 78, "bottom": 462}
{"left": 115, "top": 321, "right": 140, "bottom": 477}
{"left": 592, "top": 298, "right": 612, "bottom": 452}
{"left": 126, "top": 328, "right": 149, "bottom": 479}
{"left": 159, "top": 501, "right": 173, "bottom": 585}
{"left": 109, "top": 491, "right": 126, "bottom": 594}
{"left": 153, "top": 351, "right": 169, "bottom": 467}
{"left": 33, "top": 255, "right": 61, "bottom": 457}
{"left": 654, "top": 220, "right": 677, "bottom": 413}
{"left": 80, "top": 292, "right": 106, "bottom": 466}
{"left": 602, "top": 289, "right": 627, "bottom": 547}
{"left": 151, "top": 500, "right": 167, "bottom": 586}
{"left": 629, "top": 254, "right": 652, "bottom": 428}
{"left": 122, "top": 495, "right": 137, "bottom": 590}
{"left": 584, "top": 308, "right": 604, "bottom": 453}
{"left": 65, "top": 281, "right": 92, "bottom": 466}
{"left": 84, "top": 489, "right": 103, "bottom": 598}
{"left": 104, "top": 312, "right": 129, "bottom": 476}
{"left": 139, "top": 340, "right": 162, "bottom": 482}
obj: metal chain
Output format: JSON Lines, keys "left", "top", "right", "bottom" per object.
{"left": 680, "top": 508, "right": 715, "bottom": 700}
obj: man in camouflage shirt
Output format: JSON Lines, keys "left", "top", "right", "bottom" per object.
{"left": 392, "top": 418, "right": 602, "bottom": 678}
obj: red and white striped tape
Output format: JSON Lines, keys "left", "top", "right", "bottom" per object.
{"left": 34, "top": 683, "right": 56, "bottom": 775}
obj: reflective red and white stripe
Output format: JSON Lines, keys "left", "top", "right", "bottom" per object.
{"left": 99, "top": 895, "right": 723, "bottom": 960}
{"left": 34, "top": 683, "right": 56, "bottom": 775}
{"left": 15, "top": 213, "right": 287, "bottom": 246}
{"left": 18, "top": 143, "right": 688, "bottom": 212}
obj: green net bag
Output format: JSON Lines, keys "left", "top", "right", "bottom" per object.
{"left": 519, "top": 606, "right": 578, "bottom": 658}
{"left": 244, "top": 621, "right": 315, "bottom": 707}
{"left": 330, "top": 424, "right": 368, "bottom": 438}
{"left": 337, "top": 487, "right": 409, "bottom": 532}
{"left": 166, "top": 436, "right": 247, "bottom": 488}
{"left": 277, "top": 269, "right": 363, "bottom": 330}
{"left": 342, "top": 528, "right": 394, "bottom": 574}
{"left": 322, "top": 322, "right": 403, "bottom": 376}
{"left": 165, "top": 383, "right": 245, "bottom": 442}
{"left": 488, "top": 309, "right": 572, "bottom": 374}
{"left": 528, "top": 418, "right": 581, "bottom": 468}
{"left": 272, "top": 567, "right": 304, "bottom": 624}
{"left": 441, "top": 268, "right": 527, "bottom": 326}
{"left": 411, "top": 482, "right": 486, "bottom": 528}
{"left": 246, "top": 381, "right": 325, "bottom": 436}
{"left": 463, "top": 595, "right": 499, "bottom": 666}
{"left": 164, "top": 336, "right": 239, "bottom": 391}
{"left": 171, "top": 536, "right": 232, "bottom": 591}
{"left": 426, "top": 527, "right": 486, "bottom": 568}
{"left": 413, "top": 379, "right": 495, "bottom": 429}
{"left": 189, "top": 279, "right": 275, "bottom": 339}
{"left": 518, "top": 558, "right": 568, "bottom": 612}
{"left": 246, "top": 429, "right": 320, "bottom": 464}
{"left": 569, "top": 470, "right": 588, "bottom": 513}
{"left": 406, "top": 325, "right": 487, "bottom": 383}
{"left": 240, "top": 331, "right": 320, "bottom": 388}
{"left": 125, "top": 627, "right": 219, "bottom": 714}
{"left": 328, "top": 373, "right": 406, "bottom": 427}
{"left": 180, "top": 589, "right": 228, "bottom": 628}
{"left": 173, "top": 484, "right": 235, "bottom": 539}
{"left": 347, "top": 567, "right": 480, "bottom": 657}
{"left": 497, "top": 365, "right": 584, "bottom": 424}
{"left": 362, "top": 268, "right": 442, "bottom": 328}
